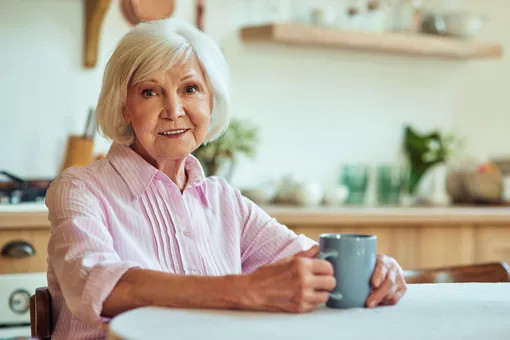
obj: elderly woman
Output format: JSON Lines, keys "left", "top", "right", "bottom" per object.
{"left": 46, "top": 19, "right": 406, "bottom": 339}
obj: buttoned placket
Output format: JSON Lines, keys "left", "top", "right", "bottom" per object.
{"left": 157, "top": 173, "right": 201, "bottom": 275}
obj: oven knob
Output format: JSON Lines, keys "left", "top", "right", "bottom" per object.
{"left": 9, "top": 289, "right": 31, "bottom": 314}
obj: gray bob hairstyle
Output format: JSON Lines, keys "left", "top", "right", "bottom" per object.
{"left": 96, "top": 18, "right": 231, "bottom": 145}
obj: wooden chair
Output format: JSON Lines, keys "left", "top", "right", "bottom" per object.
{"left": 404, "top": 261, "right": 510, "bottom": 284}
{"left": 30, "top": 287, "right": 53, "bottom": 340}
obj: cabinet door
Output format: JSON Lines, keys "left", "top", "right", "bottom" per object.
{"left": 415, "top": 225, "right": 475, "bottom": 269}
{"left": 0, "top": 229, "right": 50, "bottom": 274}
{"left": 475, "top": 225, "right": 510, "bottom": 265}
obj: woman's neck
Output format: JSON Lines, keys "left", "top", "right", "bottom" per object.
{"left": 130, "top": 143, "right": 188, "bottom": 192}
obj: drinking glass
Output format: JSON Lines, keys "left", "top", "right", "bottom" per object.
{"left": 341, "top": 165, "right": 369, "bottom": 205}
{"left": 376, "top": 165, "right": 406, "bottom": 205}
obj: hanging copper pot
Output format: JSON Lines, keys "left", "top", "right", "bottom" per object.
{"left": 119, "top": 0, "right": 176, "bottom": 26}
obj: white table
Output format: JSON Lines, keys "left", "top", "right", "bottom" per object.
{"left": 108, "top": 283, "right": 510, "bottom": 340}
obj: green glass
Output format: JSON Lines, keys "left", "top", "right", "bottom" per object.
{"left": 341, "top": 165, "right": 369, "bottom": 205}
{"left": 376, "top": 165, "right": 406, "bottom": 205}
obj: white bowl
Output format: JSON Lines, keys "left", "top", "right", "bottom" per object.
{"left": 444, "top": 13, "right": 485, "bottom": 39}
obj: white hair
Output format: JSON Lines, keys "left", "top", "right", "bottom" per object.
{"left": 96, "top": 18, "right": 231, "bottom": 145}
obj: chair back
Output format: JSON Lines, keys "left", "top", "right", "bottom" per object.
{"left": 404, "top": 262, "right": 510, "bottom": 284}
{"left": 30, "top": 286, "right": 52, "bottom": 339}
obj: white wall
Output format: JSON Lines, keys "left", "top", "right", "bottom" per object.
{"left": 1, "top": 0, "right": 508, "bottom": 189}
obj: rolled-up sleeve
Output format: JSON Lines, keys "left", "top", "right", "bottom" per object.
{"left": 225, "top": 182, "right": 316, "bottom": 273}
{"left": 46, "top": 175, "right": 139, "bottom": 328}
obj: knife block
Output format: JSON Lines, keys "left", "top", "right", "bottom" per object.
{"left": 60, "top": 136, "right": 94, "bottom": 173}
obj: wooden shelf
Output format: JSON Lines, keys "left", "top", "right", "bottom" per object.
{"left": 241, "top": 23, "right": 503, "bottom": 60}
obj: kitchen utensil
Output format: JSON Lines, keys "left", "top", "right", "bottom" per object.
{"left": 120, "top": 0, "right": 139, "bottom": 25}
{"left": 444, "top": 12, "right": 485, "bottom": 39}
{"left": 60, "top": 136, "right": 94, "bottom": 173}
{"left": 83, "top": 107, "right": 96, "bottom": 139}
{"left": 119, "top": 0, "right": 176, "bottom": 26}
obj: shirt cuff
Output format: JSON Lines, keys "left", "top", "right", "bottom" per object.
{"left": 271, "top": 234, "right": 318, "bottom": 263}
{"left": 79, "top": 261, "right": 140, "bottom": 328}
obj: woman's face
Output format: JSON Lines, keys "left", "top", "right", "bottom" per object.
{"left": 124, "top": 55, "right": 212, "bottom": 165}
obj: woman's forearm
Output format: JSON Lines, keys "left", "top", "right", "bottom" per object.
{"left": 102, "top": 268, "right": 249, "bottom": 318}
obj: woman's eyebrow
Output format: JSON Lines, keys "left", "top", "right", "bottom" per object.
{"left": 180, "top": 73, "right": 200, "bottom": 81}
{"left": 142, "top": 79, "right": 161, "bottom": 84}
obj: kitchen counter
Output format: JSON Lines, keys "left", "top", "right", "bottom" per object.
{"left": 1, "top": 203, "right": 510, "bottom": 269}
{"left": 1, "top": 203, "right": 509, "bottom": 230}
{"left": 0, "top": 202, "right": 49, "bottom": 229}
{"left": 263, "top": 205, "right": 510, "bottom": 226}
{"left": 262, "top": 205, "right": 510, "bottom": 269}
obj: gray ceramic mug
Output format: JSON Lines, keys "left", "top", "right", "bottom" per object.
{"left": 318, "top": 233, "right": 377, "bottom": 308}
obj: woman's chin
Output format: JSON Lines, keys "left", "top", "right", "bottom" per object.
{"left": 155, "top": 143, "right": 195, "bottom": 160}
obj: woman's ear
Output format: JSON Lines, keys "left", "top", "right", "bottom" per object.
{"left": 121, "top": 105, "right": 131, "bottom": 124}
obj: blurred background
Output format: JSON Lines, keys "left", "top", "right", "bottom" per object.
{"left": 1, "top": 1, "right": 510, "bottom": 337}
{"left": 1, "top": 0, "right": 509, "bottom": 207}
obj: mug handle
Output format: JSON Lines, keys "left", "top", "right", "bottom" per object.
{"left": 316, "top": 249, "right": 338, "bottom": 261}
{"left": 316, "top": 249, "right": 343, "bottom": 301}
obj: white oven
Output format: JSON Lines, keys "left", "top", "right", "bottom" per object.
{"left": 0, "top": 272, "right": 47, "bottom": 337}
{"left": 0, "top": 201, "right": 49, "bottom": 338}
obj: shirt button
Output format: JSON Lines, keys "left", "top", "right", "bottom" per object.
{"left": 183, "top": 231, "right": 192, "bottom": 237}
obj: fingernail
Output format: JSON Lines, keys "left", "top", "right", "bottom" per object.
{"left": 373, "top": 278, "right": 380, "bottom": 287}
{"left": 368, "top": 301, "right": 376, "bottom": 308}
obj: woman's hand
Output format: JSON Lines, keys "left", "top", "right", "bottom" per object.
{"left": 243, "top": 245, "right": 336, "bottom": 313}
{"left": 366, "top": 254, "right": 407, "bottom": 308}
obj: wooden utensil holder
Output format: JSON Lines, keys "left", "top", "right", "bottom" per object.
{"left": 60, "top": 136, "right": 94, "bottom": 173}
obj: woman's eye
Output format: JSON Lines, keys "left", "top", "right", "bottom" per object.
{"left": 141, "top": 89, "right": 157, "bottom": 97}
{"left": 184, "top": 85, "right": 199, "bottom": 94}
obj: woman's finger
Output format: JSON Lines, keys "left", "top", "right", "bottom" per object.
{"left": 383, "top": 267, "right": 407, "bottom": 305}
{"left": 391, "top": 274, "right": 408, "bottom": 304}
{"left": 366, "top": 268, "right": 397, "bottom": 308}
{"left": 381, "top": 285, "right": 399, "bottom": 305}
{"left": 371, "top": 255, "right": 388, "bottom": 288}
{"left": 309, "top": 274, "right": 337, "bottom": 291}
{"left": 390, "top": 288, "right": 405, "bottom": 304}
{"left": 306, "top": 290, "right": 330, "bottom": 305}
{"left": 310, "top": 258, "right": 334, "bottom": 275}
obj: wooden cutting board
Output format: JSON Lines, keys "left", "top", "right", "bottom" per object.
{"left": 120, "top": 0, "right": 175, "bottom": 25}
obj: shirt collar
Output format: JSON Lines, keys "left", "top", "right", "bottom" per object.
{"left": 107, "top": 143, "right": 210, "bottom": 207}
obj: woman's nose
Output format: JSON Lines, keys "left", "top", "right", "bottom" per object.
{"left": 161, "top": 94, "right": 185, "bottom": 120}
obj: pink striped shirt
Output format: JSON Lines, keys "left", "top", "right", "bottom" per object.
{"left": 45, "top": 142, "right": 315, "bottom": 339}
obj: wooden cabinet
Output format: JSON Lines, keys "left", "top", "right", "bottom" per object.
{"left": 415, "top": 225, "right": 476, "bottom": 268}
{"left": 0, "top": 212, "right": 50, "bottom": 274}
{"left": 1, "top": 208, "right": 509, "bottom": 272}
{"left": 475, "top": 225, "right": 510, "bottom": 265}
{"left": 265, "top": 206, "right": 510, "bottom": 270}
{"left": 0, "top": 229, "right": 50, "bottom": 274}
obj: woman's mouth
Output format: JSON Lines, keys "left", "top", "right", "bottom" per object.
{"left": 158, "top": 129, "right": 189, "bottom": 139}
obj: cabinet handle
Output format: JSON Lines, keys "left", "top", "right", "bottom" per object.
{"left": 1, "top": 240, "right": 36, "bottom": 258}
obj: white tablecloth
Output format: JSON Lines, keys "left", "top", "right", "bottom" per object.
{"left": 108, "top": 283, "right": 510, "bottom": 340}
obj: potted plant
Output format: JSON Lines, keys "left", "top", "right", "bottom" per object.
{"left": 403, "top": 125, "right": 458, "bottom": 198}
{"left": 193, "top": 118, "right": 259, "bottom": 179}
